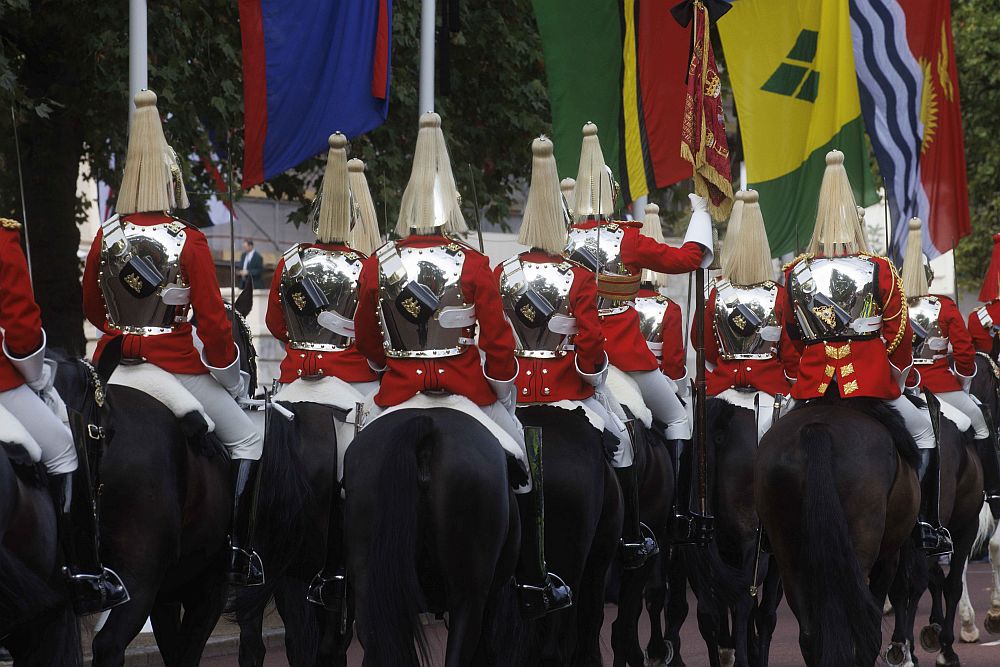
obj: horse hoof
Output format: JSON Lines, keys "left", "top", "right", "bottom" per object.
{"left": 644, "top": 659, "right": 666, "bottom": 667}
{"left": 959, "top": 623, "right": 980, "bottom": 643}
{"left": 935, "top": 651, "right": 961, "bottom": 667}
{"left": 884, "top": 599, "right": 894, "bottom": 616}
{"left": 886, "top": 642, "right": 907, "bottom": 666}
{"left": 718, "top": 647, "right": 735, "bottom": 667}
{"left": 985, "top": 608, "right": 1000, "bottom": 635}
{"left": 920, "top": 624, "right": 942, "bottom": 652}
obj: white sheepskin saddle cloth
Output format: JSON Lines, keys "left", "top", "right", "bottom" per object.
{"left": 108, "top": 363, "right": 215, "bottom": 431}
{"left": 605, "top": 366, "right": 653, "bottom": 428}
{"left": 363, "top": 393, "right": 528, "bottom": 472}
{"left": 530, "top": 400, "right": 605, "bottom": 433}
{"left": 0, "top": 401, "right": 42, "bottom": 465}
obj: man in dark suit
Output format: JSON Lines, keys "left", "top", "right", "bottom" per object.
{"left": 238, "top": 239, "right": 263, "bottom": 290}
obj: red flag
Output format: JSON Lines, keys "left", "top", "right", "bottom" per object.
{"left": 903, "top": 1, "right": 970, "bottom": 251}
{"left": 679, "top": 1, "right": 733, "bottom": 221}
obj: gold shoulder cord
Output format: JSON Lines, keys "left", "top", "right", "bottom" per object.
{"left": 781, "top": 252, "right": 813, "bottom": 273}
{"left": 883, "top": 259, "right": 908, "bottom": 355}
{"left": 0, "top": 218, "right": 22, "bottom": 230}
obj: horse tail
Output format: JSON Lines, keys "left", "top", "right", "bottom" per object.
{"left": 231, "top": 402, "right": 311, "bottom": 627}
{"left": 973, "top": 501, "right": 996, "bottom": 555}
{"left": 0, "top": 545, "right": 60, "bottom": 637}
{"left": 799, "top": 423, "right": 880, "bottom": 667}
{"left": 364, "top": 414, "right": 433, "bottom": 667}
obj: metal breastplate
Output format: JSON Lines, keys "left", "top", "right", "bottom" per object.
{"left": 633, "top": 294, "right": 670, "bottom": 359}
{"left": 787, "top": 256, "right": 882, "bottom": 344}
{"left": 280, "top": 245, "right": 364, "bottom": 352}
{"left": 376, "top": 241, "right": 473, "bottom": 358}
{"left": 99, "top": 218, "right": 188, "bottom": 335}
{"left": 908, "top": 295, "right": 946, "bottom": 365}
{"left": 498, "top": 257, "right": 577, "bottom": 358}
{"left": 564, "top": 223, "right": 638, "bottom": 315}
{"left": 712, "top": 280, "right": 781, "bottom": 360}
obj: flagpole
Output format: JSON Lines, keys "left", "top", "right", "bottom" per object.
{"left": 128, "top": 0, "right": 148, "bottom": 125}
{"left": 632, "top": 196, "right": 647, "bottom": 222}
{"left": 419, "top": 0, "right": 436, "bottom": 113}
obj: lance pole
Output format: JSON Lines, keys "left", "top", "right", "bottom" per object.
{"left": 228, "top": 131, "right": 237, "bottom": 303}
{"left": 9, "top": 106, "right": 33, "bottom": 289}
{"left": 467, "top": 164, "right": 486, "bottom": 254}
{"left": 128, "top": 0, "right": 148, "bottom": 126}
{"left": 419, "top": 0, "right": 436, "bottom": 114}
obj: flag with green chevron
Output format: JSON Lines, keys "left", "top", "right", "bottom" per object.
{"left": 718, "top": 0, "right": 877, "bottom": 257}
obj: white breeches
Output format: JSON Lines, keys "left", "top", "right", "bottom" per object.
{"left": 627, "top": 369, "right": 691, "bottom": 439}
{"left": 0, "top": 384, "right": 77, "bottom": 474}
{"left": 176, "top": 373, "right": 263, "bottom": 460}
{"left": 937, "top": 390, "right": 991, "bottom": 440}
{"left": 887, "top": 394, "right": 936, "bottom": 450}
{"left": 712, "top": 389, "right": 788, "bottom": 443}
{"left": 582, "top": 394, "right": 634, "bottom": 467}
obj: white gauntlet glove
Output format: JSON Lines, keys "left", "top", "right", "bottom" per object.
{"left": 485, "top": 360, "right": 519, "bottom": 417}
{"left": 576, "top": 353, "right": 609, "bottom": 388}
{"left": 683, "top": 193, "right": 715, "bottom": 269}
{"left": 205, "top": 348, "right": 248, "bottom": 400}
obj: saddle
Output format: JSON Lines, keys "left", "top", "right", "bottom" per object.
{"left": 0, "top": 401, "right": 42, "bottom": 466}
{"left": 604, "top": 365, "right": 653, "bottom": 428}
{"left": 108, "top": 363, "right": 215, "bottom": 433}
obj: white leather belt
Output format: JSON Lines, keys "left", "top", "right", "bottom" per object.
{"left": 161, "top": 285, "right": 190, "bottom": 305}
{"left": 438, "top": 305, "right": 476, "bottom": 328}
{"left": 548, "top": 314, "right": 578, "bottom": 335}
{"left": 850, "top": 316, "right": 882, "bottom": 334}
{"left": 317, "top": 310, "right": 356, "bottom": 337}
{"left": 646, "top": 341, "right": 663, "bottom": 358}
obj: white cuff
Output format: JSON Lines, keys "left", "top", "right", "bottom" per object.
{"left": 683, "top": 194, "right": 714, "bottom": 269}
{"left": 575, "top": 352, "right": 609, "bottom": 387}
{"left": 367, "top": 359, "right": 387, "bottom": 373}
{"left": 955, "top": 363, "right": 976, "bottom": 393}
{"left": 204, "top": 346, "right": 242, "bottom": 394}
{"left": 4, "top": 330, "right": 46, "bottom": 389}
{"left": 485, "top": 359, "right": 519, "bottom": 407}
{"left": 890, "top": 361, "right": 914, "bottom": 391}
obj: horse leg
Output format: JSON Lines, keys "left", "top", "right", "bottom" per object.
{"left": 149, "top": 601, "right": 183, "bottom": 665}
{"left": 923, "top": 561, "right": 946, "bottom": 653}
{"left": 172, "top": 577, "right": 227, "bottom": 666}
{"left": 938, "top": 551, "right": 974, "bottom": 667}
{"left": 664, "top": 548, "right": 690, "bottom": 667}
{"left": 884, "top": 550, "right": 915, "bottom": 667}
{"left": 91, "top": 582, "right": 160, "bottom": 666}
{"left": 443, "top": 594, "right": 489, "bottom": 667}
{"left": 274, "top": 577, "right": 321, "bottom": 666}
{"left": 958, "top": 567, "right": 980, "bottom": 643}
{"left": 237, "top": 604, "right": 267, "bottom": 667}
{"left": 749, "top": 560, "right": 781, "bottom": 667}
{"left": 611, "top": 562, "right": 654, "bottom": 667}
{"left": 644, "top": 553, "right": 669, "bottom": 667}
{"left": 987, "top": 526, "right": 1000, "bottom": 634}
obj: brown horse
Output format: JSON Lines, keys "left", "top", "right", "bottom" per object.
{"left": 756, "top": 395, "right": 920, "bottom": 667}
{"left": 886, "top": 398, "right": 983, "bottom": 667}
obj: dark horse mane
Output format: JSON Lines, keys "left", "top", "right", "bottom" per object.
{"left": 790, "top": 393, "right": 920, "bottom": 469}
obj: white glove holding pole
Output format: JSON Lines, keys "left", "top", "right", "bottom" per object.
{"left": 576, "top": 353, "right": 609, "bottom": 388}
{"left": 204, "top": 347, "right": 248, "bottom": 400}
{"left": 683, "top": 193, "right": 715, "bottom": 269}
{"left": 486, "top": 360, "right": 519, "bottom": 417}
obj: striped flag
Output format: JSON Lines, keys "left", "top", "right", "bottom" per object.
{"left": 532, "top": 0, "right": 691, "bottom": 203}
{"left": 719, "top": 0, "right": 878, "bottom": 257}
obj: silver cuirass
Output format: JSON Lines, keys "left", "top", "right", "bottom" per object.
{"left": 498, "top": 256, "right": 577, "bottom": 358}
{"left": 280, "top": 245, "right": 364, "bottom": 351}
{"left": 787, "top": 255, "right": 882, "bottom": 343}
{"left": 99, "top": 217, "right": 189, "bottom": 335}
{"left": 376, "top": 241, "right": 475, "bottom": 358}
{"left": 633, "top": 293, "right": 671, "bottom": 360}
{"left": 564, "top": 223, "right": 639, "bottom": 315}
{"left": 712, "top": 280, "right": 781, "bottom": 360}
{"left": 908, "top": 295, "right": 946, "bottom": 365}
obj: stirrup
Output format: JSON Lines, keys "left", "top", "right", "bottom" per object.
{"left": 516, "top": 572, "right": 573, "bottom": 621}
{"left": 916, "top": 522, "right": 953, "bottom": 557}
{"left": 622, "top": 522, "right": 660, "bottom": 569}
{"left": 670, "top": 512, "right": 714, "bottom": 547}
{"left": 306, "top": 571, "right": 347, "bottom": 610}
{"left": 66, "top": 566, "right": 130, "bottom": 615}
{"left": 227, "top": 546, "right": 265, "bottom": 587}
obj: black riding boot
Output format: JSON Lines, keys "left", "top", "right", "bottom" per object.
{"left": 49, "top": 472, "right": 129, "bottom": 615}
{"left": 306, "top": 483, "right": 347, "bottom": 611}
{"left": 228, "top": 459, "right": 264, "bottom": 586}
{"left": 976, "top": 418, "right": 1000, "bottom": 519}
{"left": 515, "top": 426, "right": 572, "bottom": 620}
{"left": 614, "top": 465, "right": 659, "bottom": 569}
{"left": 915, "top": 448, "right": 953, "bottom": 556}
{"left": 667, "top": 439, "right": 713, "bottom": 546}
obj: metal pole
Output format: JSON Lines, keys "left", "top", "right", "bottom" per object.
{"left": 10, "top": 106, "right": 33, "bottom": 288}
{"left": 631, "top": 195, "right": 647, "bottom": 221}
{"left": 418, "top": 0, "right": 436, "bottom": 114}
{"left": 228, "top": 132, "right": 237, "bottom": 303}
{"left": 128, "top": 0, "right": 148, "bottom": 124}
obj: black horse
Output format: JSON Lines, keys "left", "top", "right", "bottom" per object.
{"left": 515, "top": 404, "right": 622, "bottom": 666}
{"left": 756, "top": 396, "right": 920, "bottom": 667}
{"left": 887, "top": 403, "right": 984, "bottom": 667}
{"left": 233, "top": 400, "right": 349, "bottom": 667}
{"left": 344, "top": 407, "right": 521, "bottom": 667}
{"left": 610, "top": 410, "right": 674, "bottom": 667}
{"left": 0, "top": 445, "right": 81, "bottom": 665}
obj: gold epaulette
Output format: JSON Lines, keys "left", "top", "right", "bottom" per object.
{"left": 0, "top": 218, "right": 22, "bottom": 230}
{"left": 781, "top": 252, "right": 813, "bottom": 273}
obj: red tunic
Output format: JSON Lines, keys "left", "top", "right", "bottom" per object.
{"left": 779, "top": 254, "right": 911, "bottom": 401}
{"left": 914, "top": 295, "right": 975, "bottom": 394}
{"left": 570, "top": 220, "right": 704, "bottom": 372}
{"left": 83, "top": 212, "right": 237, "bottom": 374}
{"left": 354, "top": 235, "right": 518, "bottom": 407}
{"left": 702, "top": 286, "right": 799, "bottom": 396}
{"left": 0, "top": 222, "right": 43, "bottom": 392}
{"left": 635, "top": 287, "right": 687, "bottom": 381}
{"left": 265, "top": 242, "right": 378, "bottom": 385}
{"left": 493, "top": 251, "right": 604, "bottom": 404}
{"left": 968, "top": 300, "right": 1000, "bottom": 353}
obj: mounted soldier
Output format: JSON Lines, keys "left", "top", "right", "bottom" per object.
{"left": 703, "top": 190, "right": 798, "bottom": 438}
{"left": 0, "top": 215, "right": 128, "bottom": 614}
{"left": 901, "top": 218, "right": 1000, "bottom": 519}
{"left": 778, "top": 149, "right": 949, "bottom": 555}
{"left": 82, "top": 90, "right": 265, "bottom": 585}
{"left": 353, "top": 112, "right": 569, "bottom": 619}
{"left": 264, "top": 133, "right": 381, "bottom": 608}
{"left": 563, "top": 122, "right": 712, "bottom": 550}
{"left": 969, "top": 233, "right": 1000, "bottom": 354}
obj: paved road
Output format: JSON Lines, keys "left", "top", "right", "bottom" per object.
{"left": 201, "top": 562, "right": 1000, "bottom": 666}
